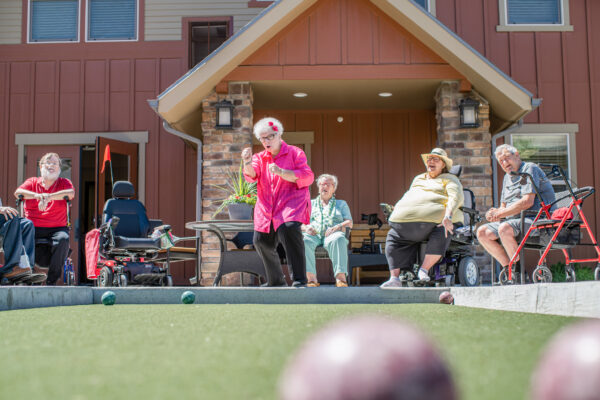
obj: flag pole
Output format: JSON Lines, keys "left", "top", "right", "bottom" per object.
{"left": 109, "top": 158, "right": 114, "bottom": 189}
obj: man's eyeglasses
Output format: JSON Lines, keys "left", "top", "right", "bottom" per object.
{"left": 42, "top": 161, "right": 60, "bottom": 166}
{"left": 427, "top": 156, "right": 442, "bottom": 162}
{"left": 259, "top": 133, "right": 277, "bottom": 142}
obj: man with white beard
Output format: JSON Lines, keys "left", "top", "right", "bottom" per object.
{"left": 15, "top": 153, "right": 75, "bottom": 285}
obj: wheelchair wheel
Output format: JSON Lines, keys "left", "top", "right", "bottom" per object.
{"left": 565, "top": 265, "right": 576, "bottom": 283}
{"left": 98, "top": 267, "right": 114, "bottom": 287}
{"left": 119, "top": 274, "right": 128, "bottom": 287}
{"left": 532, "top": 265, "right": 552, "bottom": 283}
{"left": 458, "top": 256, "right": 480, "bottom": 286}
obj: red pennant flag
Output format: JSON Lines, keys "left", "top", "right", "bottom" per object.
{"left": 101, "top": 144, "right": 111, "bottom": 173}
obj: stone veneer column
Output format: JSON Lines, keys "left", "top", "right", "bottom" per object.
{"left": 435, "top": 81, "right": 493, "bottom": 279}
{"left": 199, "top": 82, "right": 253, "bottom": 285}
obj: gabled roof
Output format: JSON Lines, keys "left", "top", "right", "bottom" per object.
{"left": 151, "top": 0, "right": 535, "bottom": 134}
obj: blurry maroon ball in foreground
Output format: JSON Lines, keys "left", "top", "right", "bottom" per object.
{"left": 278, "top": 315, "right": 456, "bottom": 400}
{"left": 439, "top": 291, "right": 454, "bottom": 305}
{"left": 531, "top": 320, "right": 600, "bottom": 400}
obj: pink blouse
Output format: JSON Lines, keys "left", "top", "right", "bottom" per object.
{"left": 244, "top": 141, "right": 314, "bottom": 233}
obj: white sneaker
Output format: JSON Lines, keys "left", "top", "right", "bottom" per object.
{"left": 417, "top": 268, "right": 430, "bottom": 282}
{"left": 380, "top": 278, "right": 403, "bottom": 288}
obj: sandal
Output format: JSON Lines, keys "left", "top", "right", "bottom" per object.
{"left": 307, "top": 281, "right": 320, "bottom": 287}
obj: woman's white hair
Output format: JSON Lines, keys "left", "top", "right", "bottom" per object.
{"left": 253, "top": 117, "right": 284, "bottom": 140}
{"left": 316, "top": 174, "right": 338, "bottom": 190}
{"left": 495, "top": 144, "right": 518, "bottom": 160}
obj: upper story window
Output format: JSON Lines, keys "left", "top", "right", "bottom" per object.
{"left": 189, "top": 21, "right": 230, "bottom": 68}
{"left": 87, "top": 0, "right": 137, "bottom": 41}
{"left": 411, "top": 0, "right": 436, "bottom": 15}
{"left": 29, "top": 0, "right": 79, "bottom": 42}
{"left": 497, "top": 0, "right": 573, "bottom": 31}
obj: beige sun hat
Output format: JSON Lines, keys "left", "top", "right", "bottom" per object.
{"left": 421, "top": 148, "right": 453, "bottom": 169}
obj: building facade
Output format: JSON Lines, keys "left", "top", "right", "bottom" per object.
{"left": 1, "top": 0, "right": 599, "bottom": 284}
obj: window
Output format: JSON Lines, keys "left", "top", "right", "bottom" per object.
{"left": 88, "top": 0, "right": 137, "bottom": 41}
{"left": 29, "top": 0, "right": 79, "bottom": 42}
{"left": 497, "top": 0, "right": 573, "bottom": 31}
{"left": 189, "top": 21, "right": 230, "bottom": 68}
{"left": 510, "top": 124, "right": 579, "bottom": 190}
{"left": 412, "top": 0, "right": 436, "bottom": 14}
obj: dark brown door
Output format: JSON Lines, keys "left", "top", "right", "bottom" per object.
{"left": 25, "top": 145, "right": 81, "bottom": 284}
{"left": 95, "top": 137, "right": 138, "bottom": 227}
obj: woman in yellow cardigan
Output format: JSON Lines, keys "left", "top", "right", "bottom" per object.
{"left": 380, "top": 148, "right": 463, "bottom": 288}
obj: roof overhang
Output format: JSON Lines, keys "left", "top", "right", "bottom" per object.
{"left": 151, "top": 0, "right": 535, "bottom": 135}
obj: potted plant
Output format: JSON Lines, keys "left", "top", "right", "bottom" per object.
{"left": 212, "top": 160, "right": 257, "bottom": 220}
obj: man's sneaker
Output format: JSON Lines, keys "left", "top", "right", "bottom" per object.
{"left": 380, "top": 278, "right": 403, "bottom": 288}
{"left": 291, "top": 281, "right": 307, "bottom": 288}
{"left": 3, "top": 266, "right": 32, "bottom": 280}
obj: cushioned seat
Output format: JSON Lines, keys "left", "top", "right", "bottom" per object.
{"left": 113, "top": 236, "right": 161, "bottom": 251}
{"left": 534, "top": 219, "right": 582, "bottom": 226}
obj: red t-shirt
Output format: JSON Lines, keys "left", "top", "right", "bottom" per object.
{"left": 19, "top": 177, "right": 74, "bottom": 228}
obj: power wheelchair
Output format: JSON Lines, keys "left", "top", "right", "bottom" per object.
{"left": 86, "top": 181, "right": 174, "bottom": 287}
{"left": 380, "top": 165, "right": 482, "bottom": 287}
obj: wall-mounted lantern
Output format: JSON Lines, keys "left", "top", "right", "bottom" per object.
{"left": 215, "top": 100, "right": 234, "bottom": 129}
{"left": 459, "top": 98, "right": 480, "bottom": 128}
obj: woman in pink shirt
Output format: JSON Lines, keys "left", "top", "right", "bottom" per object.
{"left": 242, "top": 117, "right": 314, "bottom": 287}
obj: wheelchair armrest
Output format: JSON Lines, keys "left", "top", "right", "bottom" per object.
{"left": 345, "top": 227, "right": 351, "bottom": 239}
{"left": 148, "top": 219, "right": 164, "bottom": 231}
{"left": 460, "top": 207, "right": 479, "bottom": 216}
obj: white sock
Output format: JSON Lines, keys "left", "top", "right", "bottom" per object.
{"left": 389, "top": 276, "right": 400, "bottom": 281}
{"left": 418, "top": 268, "right": 429, "bottom": 280}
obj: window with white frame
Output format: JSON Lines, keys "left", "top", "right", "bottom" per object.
{"left": 413, "top": 0, "right": 434, "bottom": 13}
{"left": 497, "top": 0, "right": 573, "bottom": 31}
{"left": 511, "top": 133, "right": 572, "bottom": 190}
{"left": 29, "top": 0, "right": 79, "bottom": 42}
{"left": 88, "top": 0, "right": 137, "bottom": 41}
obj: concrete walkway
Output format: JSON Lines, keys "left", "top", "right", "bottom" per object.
{"left": 0, "top": 282, "right": 598, "bottom": 318}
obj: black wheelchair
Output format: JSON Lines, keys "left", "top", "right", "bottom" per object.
{"left": 380, "top": 165, "right": 482, "bottom": 287}
{"left": 91, "top": 181, "right": 174, "bottom": 287}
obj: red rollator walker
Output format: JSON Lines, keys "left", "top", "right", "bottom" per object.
{"left": 499, "top": 164, "right": 600, "bottom": 284}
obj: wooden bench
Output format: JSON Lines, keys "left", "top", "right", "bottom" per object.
{"left": 315, "top": 223, "right": 390, "bottom": 285}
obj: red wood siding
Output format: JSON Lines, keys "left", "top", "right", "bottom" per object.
{"left": 436, "top": 0, "right": 600, "bottom": 242}
{"left": 0, "top": 42, "right": 198, "bottom": 284}
{"left": 235, "top": 0, "right": 450, "bottom": 78}
{"left": 253, "top": 110, "right": 437, "bottom": 221}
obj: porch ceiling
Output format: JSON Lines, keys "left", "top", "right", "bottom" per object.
{"left": 252, "top": 79, "right": 441, "bottom": 110}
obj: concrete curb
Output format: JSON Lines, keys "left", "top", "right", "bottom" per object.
{"left": 90, "top": 286, "right": 446, "bottom": 305}
{"left": 0, "top": 287, "right": 92, "bottom": 311}
{"left": 450, "top": 281, "right": 600, "bottom": 318}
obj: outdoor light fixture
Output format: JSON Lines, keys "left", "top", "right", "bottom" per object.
{"left": 459, "top": 97, "right": 480, "bottom": 128}
{"left": 378, "top": 92, "right": 392, "bottom": 97}
{"left": 293, "top": 92, "right": 307, "bottom": 98}
{"left": 215, "top": 100, "right": 234, "bottom": 129}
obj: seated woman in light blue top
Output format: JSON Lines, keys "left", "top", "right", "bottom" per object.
{"left": 301, "top": 174, "right": 353, "bottom": 287}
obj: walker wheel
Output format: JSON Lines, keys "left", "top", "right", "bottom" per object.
{"left": 498, "top": 268, "right": 513, "bottom": 285}
{"left": 119, "top": 274, "right": 128, "bottom": 287}
{"left": 532, "top": 265, "right": 552, "bottom": 283}
{"left": 565, "top": 265, "right": 576, "bottom": 283}
{"left": 594, "top": 264, "right": 600, "bottom": 281}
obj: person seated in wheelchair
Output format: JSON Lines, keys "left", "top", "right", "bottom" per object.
{"left": 380, "top": 148, "right": 463, "bottom": 288}
{"left": 301, "top": 174, "right": 353, "bottom": 288}
{"left": 14, "top": 153, "right": 74, "bottom": 285}
{"left": 0, "top": 201, "right": 38, "bottom": 282}
{"left": 476, "top": 144, "right": 555, "bottom": 274}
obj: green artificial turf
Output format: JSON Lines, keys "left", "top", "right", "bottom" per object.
{"left": 0, "top": 304, "right": 576, "bottom": 400}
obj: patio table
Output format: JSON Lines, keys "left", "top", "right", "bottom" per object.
{"left": 185, "top": 220, "right": 266, "bottom": 286}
